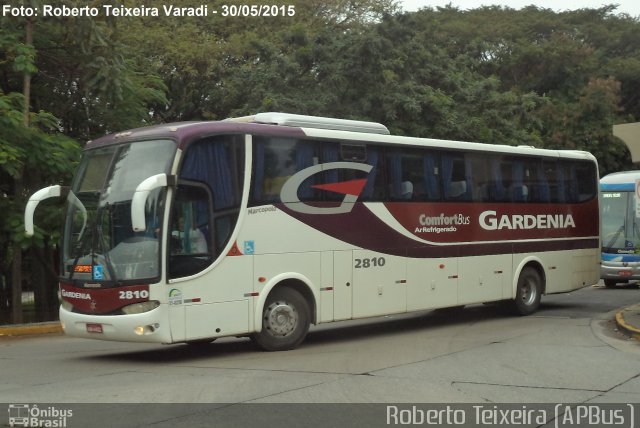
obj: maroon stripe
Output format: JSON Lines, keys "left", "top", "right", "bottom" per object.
{"left": 278, "top": 202, "right": 598, "bottom": 258}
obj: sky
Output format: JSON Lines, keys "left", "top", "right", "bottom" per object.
{"left": 400, "top": 0, "right": 640, "bottom": 17}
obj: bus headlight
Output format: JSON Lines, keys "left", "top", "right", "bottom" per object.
{"left": 60, "top": 300, "right": 73, "bottom": 312}
{"left": 121, "top": 300, "right": 160, "bottom": 315}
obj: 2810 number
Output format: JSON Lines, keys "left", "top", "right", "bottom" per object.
{"left": 354, "top": 257, "right": 386, "bottom": 269}
{"left": 119, "top": 290, "right": 149, "bottom": 300}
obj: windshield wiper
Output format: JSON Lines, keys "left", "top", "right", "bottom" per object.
{"left": 605, "top": 224, "right": 625, "bottom": 249}
{"left": 68, "top": 199, "right": 117, "bottom": 284}
{"left": 68, "top": 191, "right": 88, "bottom": 242}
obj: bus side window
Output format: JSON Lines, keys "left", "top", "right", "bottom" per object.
{"left": 423, "top": 152, "right": 441, "bottom": 201}
{"left": 252, "top": 137, "right": 319, "bottom": 203}
{"left": 466, "top": 155, "right": 490, "bottom": 202}
{"left": 511, "top": 161, "right": 528, "bottom": 202}
{"left": 531, "top": 162, "right": 551, "bottom": 202}
{"left": 442, "top": 154, "right": 470, "bottom": 201}
{"left": 573, "top": 162, "right": 597, "bottom": 202}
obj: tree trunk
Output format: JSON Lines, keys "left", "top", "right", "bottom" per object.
{"left": 11, "top": 232, "right": 23, "bottom": 324}
{"left": 31, "top": 242, "right": 60, "bottom": 321}
{"left": 11, "top": 17, "right": 34, "bottom": 324}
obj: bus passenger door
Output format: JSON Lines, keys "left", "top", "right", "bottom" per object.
{"left": 333, "top": 251, "right": 353, "bottom": 321}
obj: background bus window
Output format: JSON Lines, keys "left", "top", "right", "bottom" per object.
{"left": 601, "top": 192, "right": 628, "bottom": 249}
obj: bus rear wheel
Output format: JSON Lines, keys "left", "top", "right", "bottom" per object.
{"left": 511, "top": 267, "right": 542, "bottom": 316}
{"left": 252, "top": 287, "right": 310, "bottom": 351}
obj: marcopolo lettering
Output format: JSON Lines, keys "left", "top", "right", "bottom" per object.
{"left": 479, "top": 210, "right": 576, "bottom": 231}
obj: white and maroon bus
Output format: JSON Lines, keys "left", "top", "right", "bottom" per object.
{"left": 24, "top": 113, "right": 600, "bottom": 351}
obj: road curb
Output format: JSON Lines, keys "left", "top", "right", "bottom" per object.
{"left": 615, "top": 308, "right": 640, "bottom": 340}
{"left": 0, "top": 322, "right": 63, "bottom": 338}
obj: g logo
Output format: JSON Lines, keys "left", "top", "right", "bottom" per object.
{"left": 280, "top": 162, "right": 373, "bottom": 215}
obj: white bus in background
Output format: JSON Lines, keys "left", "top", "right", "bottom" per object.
{"left": 25, "top": 113, "right": 600, "bottom": 351}
{"left": 600, "top": 171, "right": 640, "bottom": 287}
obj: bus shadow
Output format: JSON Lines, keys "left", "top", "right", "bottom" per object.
{"left": 305, "top": 304, "right": 512, "bottom": 346}
{"left": 82, "top": 304, "right": 514, "bottom": 363}
{"left": 81, "top": 300, "right": 588, "bottom": 363}
{"left": 82, "top": 337, "right": 257, "bottom": 363}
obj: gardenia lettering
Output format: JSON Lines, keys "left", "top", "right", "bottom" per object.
{"left": 479, "top": 210, "right": 576, "bottom": 230}
{"left": 61, "top": 290, "right": 92, "bottom": 300}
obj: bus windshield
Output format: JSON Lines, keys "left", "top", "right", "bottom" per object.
{"left": 61, "top": 140, "right": 176, "bottom": 283}
{"left": 601, "top": 192, "right": 640, "bottom": 252}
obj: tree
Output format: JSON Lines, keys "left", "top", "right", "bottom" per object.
{"left": 0, "top": 2, "right": 165, "bottom": 323}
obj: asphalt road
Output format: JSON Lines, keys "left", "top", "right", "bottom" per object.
{"left": 1, "top": 284, "right": 639, "bottom": 427}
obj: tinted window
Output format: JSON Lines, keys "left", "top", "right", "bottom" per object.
{"left": 249, "top": 136, "right": 597, "bottom": 205}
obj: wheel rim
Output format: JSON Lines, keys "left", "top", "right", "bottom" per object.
{"left": 520, "top": 278, "right": 537, "bottom": 306}
{"left": 264, "top": 301, "right": 298, "bottom": 337}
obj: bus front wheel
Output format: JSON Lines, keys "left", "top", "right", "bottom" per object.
{"left": 511, "top": 267, "right": 542, "bottom": 316}
{"left": 252, "top": 287, "right": 310, "bottom": 351}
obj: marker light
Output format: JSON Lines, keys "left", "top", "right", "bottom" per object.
{"left": 134, "top": 324, "right": 159, "bottom": 336}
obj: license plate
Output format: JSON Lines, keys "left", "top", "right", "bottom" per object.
{"left": 619, "top": 270, "right": 632, "bottom": 277}
{"left": 86, "top": 323, "right": 103, "bottom": 333}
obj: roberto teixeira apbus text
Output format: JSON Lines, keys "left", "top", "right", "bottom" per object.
{"left": 385, "top": 404, "right": 636, "bottom": 427}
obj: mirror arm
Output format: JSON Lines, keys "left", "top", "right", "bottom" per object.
{"left": 24, "top": 185, "right": 70, "bottom": 236}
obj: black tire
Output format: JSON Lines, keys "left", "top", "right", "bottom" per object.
{"left": 604, "top": 279, "right": 618, "bottom": 288}
{"left": 252, "top": 287, "right": 310, "bottom": 351}
{"left": 511, "top": 267, "right": 542, "bottom": 316}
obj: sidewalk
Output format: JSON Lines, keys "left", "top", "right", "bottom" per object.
{"left": 615, "top": 304, "right": 640, "bottom": 340}
{"left": 0, "top": 321, "right": 62, "bottom": 338}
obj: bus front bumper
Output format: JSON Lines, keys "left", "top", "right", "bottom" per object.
{"left": 59, "top": 305, "right": 171, "bottom": 343}
{"left": 600, "top": 262, "right": 640, "bottom": 282}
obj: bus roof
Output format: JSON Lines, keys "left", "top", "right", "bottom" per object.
{"left": 600, "top": 170, "right": 640, "bottom": 191}
{"left": 85, "top": 112, "right": 596, "bottom": 162}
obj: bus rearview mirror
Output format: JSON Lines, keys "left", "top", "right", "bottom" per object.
{"left": 131, "top": 174, "right": 175, "bottom": 232}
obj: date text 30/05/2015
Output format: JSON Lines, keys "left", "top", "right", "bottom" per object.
{"left": 220, "top": 4, "right": 296, "bottom": 17}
